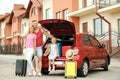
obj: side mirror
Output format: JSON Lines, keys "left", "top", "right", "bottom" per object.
{"left": 101, "top": 44, "right": 105, "bottom": 48}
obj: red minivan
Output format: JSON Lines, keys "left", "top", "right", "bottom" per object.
{"left": 39, "top": 19, "right": 110, "bottom": 77}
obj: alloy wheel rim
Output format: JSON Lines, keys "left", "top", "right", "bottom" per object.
{"left": 83, "top": 62, "right": 88, "bottom": 75}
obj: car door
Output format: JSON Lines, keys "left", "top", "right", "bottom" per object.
{"left": 89, "top": 35, "right": 104, "bottom": 67}
{"left": 82, "top": 35, "right": 97, "bottom": 68}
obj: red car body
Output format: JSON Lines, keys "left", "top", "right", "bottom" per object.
{"left": 39, "top": 19, "right": 110, "bottom": 77}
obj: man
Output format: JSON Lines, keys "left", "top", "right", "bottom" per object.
{"left": 32, "top": 20, "right": 52, "bottom": 76}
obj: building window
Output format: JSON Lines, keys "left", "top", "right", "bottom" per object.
{"left": 94, "top": 18, "right": 108, "bottom": 36}
{"left": 102, "top": 19, "right": 108, "bottom": 34}
{"left": 1, "top": 21, "right": 6, "bottom": 46}
{"left": 56, "top": 11, "right": 61, "bottom": 19}
{"left": 63, "top": 9, "right": 68, "bottom": 20}
{"left": 82, "top": 0, "right": 87, "bottom": 8}
{"left": 94, "top": 18, "right": 101, "bottom": 36}
{"left": 31, "top": 7, "right": 34, "bottom": 16}
{"left": 22, "top": 23, "right": 26, "bottom": 34}
{"left": 1, "top": 39, "right": 5, "bottom": 46}
{"left": 31, "top": 7, "right": 37, "bottom": 17}
{"left": 1, "top": 20, "right": 6, "bottom": 36}
{"left": 35, "top": 7, "right": 38, "bottom": 15}
{"left": 99, "top": 0, "right": 120, "bottom": 8}
{"left": 118, "top": 0, "right": 120, "bottom": 2}
{"left": 118, "top": 19, "right": 120, "bottom": 38}
{"left": 82, "top": 22, "right": 88, "bottom": 33}
{"left": 46, "top": 8, "right": 51, "bottom": 19}
{"left": 93, "top": 0, "right": 101, "bottom": 4}
{"left": 21, "top": 19, "right": 29, "bottom": 34}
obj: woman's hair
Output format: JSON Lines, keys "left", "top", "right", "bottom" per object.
{"left": 28, "top": 26, "right": 35, "bottom": 34}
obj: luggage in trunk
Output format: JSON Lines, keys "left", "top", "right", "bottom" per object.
{"left": 56, "top": 42, "right": 62, "bottom": 57}
{"left": 62, "top": 46, "right": 72, "bottom": 56}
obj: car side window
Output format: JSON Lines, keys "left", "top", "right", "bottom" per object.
{"left": 89, "top": 36, "right": 100, "bottom": 47}
{"left": 82, "top": 35, "right": 92, "bottom": 46}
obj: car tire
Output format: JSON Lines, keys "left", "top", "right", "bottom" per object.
{"left": 41, "top": 68, "right": 49, "bottom": 75}
{"left": 103, "top": 58, "right": 108, "bottom": 71}
{"left": 77, "top": 60, "right": 89, "bottom": 77}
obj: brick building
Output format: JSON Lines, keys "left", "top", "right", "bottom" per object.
{"left": 0, "top": 13, "right": 11, "bottom": 45}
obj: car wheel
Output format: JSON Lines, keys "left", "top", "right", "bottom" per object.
{"left": 77, "top": 60, "right": 88, "bottom": 77}
{"left": 103, "top": 58, "right": 108, "bottom": 71}
{"left": 41, "top": 68, "right": 49, "bottom": 75}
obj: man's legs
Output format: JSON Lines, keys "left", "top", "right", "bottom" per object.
{"left": 32, "top": 61, "right": 36, "bottom": 71}
{"left": 36, "top": 47, "right": 43, "bottom": 76}
{"left": 38, "top": 56, "right": 42, "bottom": 73}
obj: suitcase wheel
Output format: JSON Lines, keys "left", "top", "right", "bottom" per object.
{"left": 65, "top": 76, "right": 77, "bottom": 79}
{"left": 74, "top": 76, "right": 77, "bottom": 79}
{"left": 21, "top": 74, "right": 23, "bottom": 76}
{"left": 18, "top": 74, "right": 21, "bottom": 76}
{"left": 15, "top": 73, "right": 18, "bottom": 76}
{"left": 65, "top": 76, "right": 67, "bottom": 78}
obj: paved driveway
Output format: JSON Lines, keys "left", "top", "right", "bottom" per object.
{"left": 0, "top": 54, "right": 120, "bottom": 80}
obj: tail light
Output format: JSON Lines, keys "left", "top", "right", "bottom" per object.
{"left": 73, "top": 47, "right": 79, "bottom": 55}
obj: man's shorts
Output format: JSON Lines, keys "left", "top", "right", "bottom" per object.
{"left": 36, "top": 46, "right": 43, "bottom": 57}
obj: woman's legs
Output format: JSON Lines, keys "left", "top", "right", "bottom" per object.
{"left": 26, "top": 48, "right": 36, "bottom": 76}
{"left": 32, "top": 61, "right": 36, "bottom": 71}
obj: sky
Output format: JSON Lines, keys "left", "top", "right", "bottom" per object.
{"left": 0, "top": 0, "right": 29, "bottom": 14}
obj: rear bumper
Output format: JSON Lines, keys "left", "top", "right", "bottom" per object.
{"left": 42, "top": 55, "right": 80, "bottom": 69}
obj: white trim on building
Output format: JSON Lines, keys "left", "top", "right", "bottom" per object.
{"left": 43, "top": 0, "right": 53, "bottom": 19}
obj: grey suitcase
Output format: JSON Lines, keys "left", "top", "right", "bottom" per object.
{"left": 15, "top": 59, "right": 27, "bottom": 76}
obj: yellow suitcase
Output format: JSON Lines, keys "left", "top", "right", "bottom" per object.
{"left": 65, "top": 61, "right": 77, "bottom": 78}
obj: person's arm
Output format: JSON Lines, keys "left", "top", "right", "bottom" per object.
{"left": 33, "top": 35, "right": 36, "bottom": 54}
{"left": 44, "top": 44, "right": 51, "bottom": 56}
{"left": 23, "top": 35, "right": 27, "bottom": 48}
{"left": 41, "top": 28, "right": 52, "bottom": 38}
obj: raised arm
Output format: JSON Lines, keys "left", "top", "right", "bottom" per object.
{"left": 41, "top": 28, "right": 52, "bottom": 38}
{"left": 33, "top": 36, "right": 36, "bottom": 54}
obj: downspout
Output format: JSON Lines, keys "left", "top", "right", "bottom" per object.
{"left": 95, "top": 2, "right": 112, "bottom": 54}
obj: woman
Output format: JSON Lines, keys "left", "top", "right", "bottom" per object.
{"left": 23, "top": 26, "right": 36, "bottom": 76}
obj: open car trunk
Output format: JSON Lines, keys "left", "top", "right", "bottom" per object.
{"left": 39, "top": 19, "right": 76, "bottom": 35}
{"left": 39, "top": 19, "right": 76, "bottom": 57}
